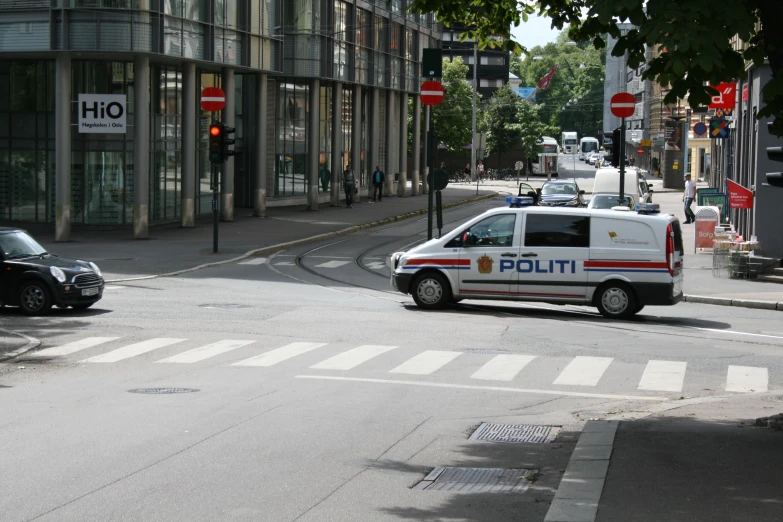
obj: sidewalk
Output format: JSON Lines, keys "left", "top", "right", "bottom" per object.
{"left": 25, "top": 188, "right": 497, "bottom": 281}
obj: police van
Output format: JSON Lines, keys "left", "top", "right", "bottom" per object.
{"left": 390, "top": 198, "right": 684, "bottom": 319}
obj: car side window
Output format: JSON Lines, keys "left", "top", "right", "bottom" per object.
{"left": 524, "top": 214, "right": 590, "bottom": 248}
{"left": 462, "top": 214, "right": 517, "bottom": 248}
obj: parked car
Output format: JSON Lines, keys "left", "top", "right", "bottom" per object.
{"left": 0, "top": 228, "right": 104, "bottom": 315}
{"left": 538, "top": 180, "right": 585, "bottom": 207}
{"left": 587, "top": 193, "right": 635, "bottom": 210}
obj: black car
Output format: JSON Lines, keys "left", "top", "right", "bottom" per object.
{"left": 0, "top": 228, "right": 104, "bottom": 315}
{"left": 538, "top": 180, "right": 586, "bottom": 207}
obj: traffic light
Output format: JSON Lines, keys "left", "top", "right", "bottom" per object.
{"left": 767, "top": 121, "right": 783, "bottom": 187}
{"left": 611, "top": 128, "right": 622, "bottom": 166}
{"left": 209, "top": 123, "right": 223, "bottom": 163}
{"left": 221, "top": 124, "right": 236, "bottom": 159}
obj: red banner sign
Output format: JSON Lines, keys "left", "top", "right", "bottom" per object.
{"left": 708, "top": 82, "right": 737, "bottom": 110}
{"left": 727, "top": 179, "right": 753, "bottom": 209}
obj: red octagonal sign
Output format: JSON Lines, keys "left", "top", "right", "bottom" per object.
{"left": 201, "top": 87, "right": 226, "bottom": 112}
{"left": 421, "top": 81, "right": 445, "bottom": 106}
{"left": 610, "top": 92, "right": 635, "bottom": 118}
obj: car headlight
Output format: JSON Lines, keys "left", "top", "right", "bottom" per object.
{"left": 566, "top": 199, "right": 580, "bottom": 206}
{"left": 50, "top": 266, "right": 66, "bottom": 283}
{"left": 89, "top": 262, "right": 102, "bottom": 277}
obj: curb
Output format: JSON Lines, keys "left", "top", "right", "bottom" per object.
{"left": 0, "top": 328, "right": 42, "bottom": 361}
{"left": 683, "top": 294, "right": 783, "bottom": 311}
{"left": 106, "top": 192, "right": 500, "bottom": 283}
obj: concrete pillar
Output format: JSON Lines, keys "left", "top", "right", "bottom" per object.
{"left": 55, "top": 54, "right": 71, "bottom": 242}
{"left": 351, "top": 84, "right": 362, "bottom": 202}
{"left": 330, "top": 82, "right": 342, "bottom": 206}
{"left": 307, "top": 78, "right": 320, "bottom": 210}
{"left": 384, "top": 90, "right": 395, "bottom": 197}
{"left": 422, "top": 104, "right": 430, "bottom": 194}
{"left": 398, "top": 91, "right": 408, "bottom": 197}
{"left": 254, "top": 72, "right": 268, "bottom": 217}
{"left": 412, "top": 95, "right": 421, "bottom": 196}
{"left": 133, "top": 55, "right": 150, "bottom": 239}
{"left": 181, "top": 62, "right": 196, "bottom": 227}
{"left": 220, "top": 67, "right": 235, "bottom": 221}
{"left": 370, "top": 88, "right": 380, "bottom": 183}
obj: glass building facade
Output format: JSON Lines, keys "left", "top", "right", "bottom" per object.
{"left": 0, "top": 0, "right": 439, "bottom": 237}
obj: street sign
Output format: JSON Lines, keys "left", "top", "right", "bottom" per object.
{"left": 727, "top": 180, "right": 753, "bottom": 209}
{"left": 421, "top": 81, "right": 445, "bottom": 106}
{"left": 201, "top": 87, "right": 226, "bottom": 112}
{"left": 708, "top": 82, "right": 737, "bottom": 110}
{"left": 640, "top": 139, "right": 651, "bottom": 147}
{"left": 515, "top": 161, "right": 524, "bottom": 171}
{"left": 427, "top": 168, "right": 449, "bottom": 191}
{"left": 710, "top": 118, "right": 729, "bottom": 139}
{"left": 637, "top": 147, "right": 644, "bottom": 155}
{"left": 693, "top": 121, "right": 708, "bottom": 137}
{"left": 610, "top": 92, "right": 636, "bottom": 118}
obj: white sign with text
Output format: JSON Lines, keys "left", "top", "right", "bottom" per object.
{"left": 78, "top": 94, "right": 127, "bottom": 133}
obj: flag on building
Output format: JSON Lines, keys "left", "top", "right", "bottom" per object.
{"left": 537, "top": 65, "right": 559, "bottom": 90}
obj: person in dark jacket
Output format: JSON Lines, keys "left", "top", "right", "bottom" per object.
{"left": 319, "top": 164, "right": 331, "bottom": 192}
{"left": 343, "top": 164, "right": 355, "bottom": 208}
{"left": 371, "top": 165, "right": 384, "bottom": 202}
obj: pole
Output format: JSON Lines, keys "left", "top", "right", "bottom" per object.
{"left": 212, "top": 163, "right": 219, "bottom": 253}
{"left": 619, "top": 119, "right": 626, "bottom": 207}
{"left": 470, "top": 41, "right": 477, "bottom": 183}
{"left": 427, "top": 125, "right": 436, "bottom": 240}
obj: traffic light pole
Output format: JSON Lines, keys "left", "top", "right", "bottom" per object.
{"left": 213, "top": 163, "right": 219, "bottom": 253}
{"left": 427, "top": 122, "right": 436, "bottom": 240}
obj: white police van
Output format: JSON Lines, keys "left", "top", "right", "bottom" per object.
{"left": 390, "top": 198, "right": 684, "bottom": 319}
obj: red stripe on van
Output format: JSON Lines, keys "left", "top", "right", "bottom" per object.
{"left": 584, "top": 260, "right": 668, "bottom": 269}
{"left": 406, "top": 258, "right": 470, "bottom": 266}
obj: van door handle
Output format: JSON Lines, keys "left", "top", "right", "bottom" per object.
{"left": 521, "top": 252, "right": 538, "bottom": 257}
{"left": 501, "top": 253, "right": 517, "bottom": 258}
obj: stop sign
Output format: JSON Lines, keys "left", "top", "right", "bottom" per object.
{"left": 421, "top": 81, "right": 445, "bottom": 106}
{"left": 610, "top": 92, "right": 635, "bottom": 118}
{"left": 201, "top": 87, "right": 226, "bottom": 112}
{"left": 637, "top": 147, "right": 645, "bottom": 154}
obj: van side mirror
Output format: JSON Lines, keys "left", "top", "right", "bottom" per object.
{"left": 647, "top": 184, "right": 653, "bottom": 190}
{"left": 578, "top": 190, "right": 585, "bottom": 195}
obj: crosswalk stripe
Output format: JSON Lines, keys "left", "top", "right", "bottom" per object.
{"left": 82, "top": 338, "right": 187, "bottom": 363}
{"left": 365, "top": 262, "right": 386, "bottom": 270}
{"left": 156, "top": 340, "right": 255, "bottom": 364}
{"left": 552, "top": 356, "right": 614, "bottom": 386}
{"left": 238, "top": 257, "right": 267, "bottom": 265}
{"left": 311, "top": 345, "right": 397, "bottom": 370}
{"left": 232, "top": 342, "right": 327, "bottom": 367}
{"left": 28, "top": 337, "right": 120, "bottom": 358}
{"left": 389, "top": 350, "right": 461, "bottom": 375}
{"left": 637, "top": 360, "right": 687, "bottom": 392}
{"left": 726, "top": 365, "right": 768, "bottom": 393}
{"left": 471, "top": 354, "right": 536, "bottom": 381}
{"left": 314, "top": 260, "right": 351, "bottom": 268}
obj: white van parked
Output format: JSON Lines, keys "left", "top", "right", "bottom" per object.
{"left": 390, "top": 200, "right": 684, "bottom": 319}
{"left": 593, "top": 168, "right": 653, "bottom": 205}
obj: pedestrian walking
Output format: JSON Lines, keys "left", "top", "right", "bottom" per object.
{"left": 319, "top": 164, "right": 331, "bottom": 192}
{"left": 343, "top": 163, "right": 355, "bottom": 208}
{"left": 683, "top": 174, "right": 696, "bottom": 223}
{"left": 463, "top": 163, "right": 471, "bottom": 183}
{"left": 477, "top": 161, "right": 485, "bottom": 182}
{"left": 371, "top": 165, "right": 384, "bottom": 202}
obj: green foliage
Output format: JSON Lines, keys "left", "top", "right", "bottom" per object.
{"left": 432, "top": 57, "right": 478, "bottom": 152}
{"left": 408, "top": 0, "right": 783, "bottom": 136}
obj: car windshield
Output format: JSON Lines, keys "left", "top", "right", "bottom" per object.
{"left": 0, "top": 231, "right": 48, "bottom": 259}
{"left": 592, "top": 195, "right": 632, "bottom": 209}
{"left": 541, "top": 184, "right": 577, "bottom": 195}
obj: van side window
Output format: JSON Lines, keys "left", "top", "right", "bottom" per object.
{"left": 524, "top": 214, "right": 590, "bottom": 248}
{"left": 461, "top": 214, "right": 517, "bottom": 247}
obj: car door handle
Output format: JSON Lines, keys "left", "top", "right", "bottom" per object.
{"left": 501, "top": 253, "right": 517, "bottom": 258}
{"left": 521, "top": 252, "right": 538, "bottom": 257}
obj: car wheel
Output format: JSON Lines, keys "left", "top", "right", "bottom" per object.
{"left": 72, "top": 303, "right": 94, "bottom": 310}
{"left": 595, "top": 281, "right": 637, "bottom": 319}
{"left": 19, "top": 281, "right": 53, "bottom": 316}
{"left": 411, "top": 272, "right": 451, "bottom": 310}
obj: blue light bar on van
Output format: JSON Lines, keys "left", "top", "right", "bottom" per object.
{"left": 636, "top": 202, "right": 660, "bottom": 214}
{"left": 507, "top": 196, "right": 535, "bottom": 208}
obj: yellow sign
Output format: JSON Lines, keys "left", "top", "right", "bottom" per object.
{"left": 673, "top": 161, "right": 679, "bottom": 170}
{"left": 640, "top": 139, "right": 652, "bottom": 147}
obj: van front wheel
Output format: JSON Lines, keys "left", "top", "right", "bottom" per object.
{"left": 411, "top": 272, "right": 451, "bottom": 310}
{"left": 595, "top": 282, "right": 637, "bottom": 319}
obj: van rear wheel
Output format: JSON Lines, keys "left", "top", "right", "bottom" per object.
{"left": 595, "top": 282, "right": 637, "bottom": 319}
{"left": 411, "top": 272, "right": 451, "bottom": 310}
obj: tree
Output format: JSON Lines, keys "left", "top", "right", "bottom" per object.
{"left": 481, "top": 84, "right": 523, "bottom": 158}
{"left": 432, "top": 57, "right": 478, "bottom": 152}
{"left": 408, "top": 0, "right": 783, "bottom": 135}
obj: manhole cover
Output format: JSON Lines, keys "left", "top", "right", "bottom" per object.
{"left": 198, "top": 304, "right": 250, "bottom": 309}
{"left": 128, "top": 387, "right": 199, "bottom": 394}
{"left": 414, "top": 467, "right": 537, "bottom": 493}
{"left": 469, "top": 423, "right": 561, "bottom": 444}
{"left": 457, "top": 348, "right": 510, "bottom": 355}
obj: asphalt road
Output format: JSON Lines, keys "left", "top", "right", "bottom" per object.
{"left": 1, "top": 195, "right": 782, "bottom": 522}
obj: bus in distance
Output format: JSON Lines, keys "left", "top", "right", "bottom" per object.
{"left": 579, "top": 137, "right": 600, "bottom": 161}
{"left": 561, "top": 131, "right": 578, "bottom": 154}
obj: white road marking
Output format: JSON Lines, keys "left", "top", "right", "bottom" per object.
{"left": 232, "top": 342, "right": 327, "bottom": 367}
{"left": 103, "top": 286, "right": 125, "bottom": 290}
{"left": 691, "top": 327, "right": 783, "bottom": 340}
{"left": 156, "top": 340, "right": 255, "bottom": 363}
{"left": 296, "top": 375, "right": 668, "bottom": 401}
{"left": 238, "top": 257, "right": 267, "bottom": 265}
{"left": 725, "top": 365, "right": 769, "bottom": 393}
{"left": 389, "top": 350, "right": 461, "bottom": 375}
{"left": 274, "top": 261, "right": 295, "bottom": 266}
{"left": 637, "top": 360, "right": 687, "bottom": 392}
{"left": 365, "top": 262, "right": 386, "bottom": 270}
{"left": 310, "top": 345, "right": 397, "bottom": 370}
{"left": 28, "top": 337, "right": 120, "bottom": 357}
{"left": 470, "top": 354, "right": 536, "bottom": 381}
{"left": 314, "top": 260, "right": 351, "bottom": 268}
{"left": 82, "top": 338, "right": 187, "bottom": 363}
{"left": 552, "top": 356, "right": 614, "bottom": 386}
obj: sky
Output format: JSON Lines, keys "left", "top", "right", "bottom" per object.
{"left": 510, "top": 14, "right": 562, "bottom": 53}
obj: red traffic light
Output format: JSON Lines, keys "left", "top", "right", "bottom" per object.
{"left": 210, "top": 125, "right": 221, "bottom": 136}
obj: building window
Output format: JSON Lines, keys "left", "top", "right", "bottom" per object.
{"left": 150, "top": 64, "right": 182, "bottom": 222}
{"left": 275, "top": 82, "right": 309, "bottom": 197}
{"left": 480, "top": 56, "right": 505, "bottom": 66}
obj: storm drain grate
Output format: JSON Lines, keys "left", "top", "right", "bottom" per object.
{"left": 457, "top": 348, "right": 510, "bottom": 355}
{"left": 128, "top": 387, "right": 200, "bottom": 394}
{"left": 198, "top": 304, "right": 250, "bottom": 309}
{"left": 414, "top": 467, "right": 537, "bottom": 493}
{"left": 469, "top": 423, "right": 561, "bottom": 444}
